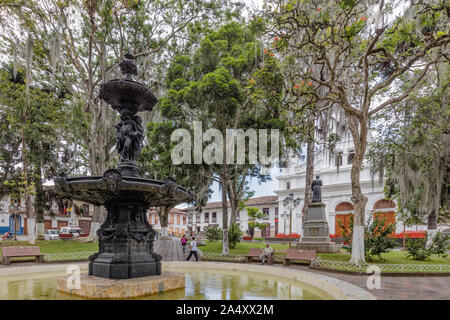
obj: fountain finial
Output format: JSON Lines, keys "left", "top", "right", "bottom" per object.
{"left": 119, "top": 53, "right": 137, "bottom": 80}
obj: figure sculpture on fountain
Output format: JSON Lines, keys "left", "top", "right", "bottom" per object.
{"left": 115, "top": 109, "right": 144, "bottom": 162}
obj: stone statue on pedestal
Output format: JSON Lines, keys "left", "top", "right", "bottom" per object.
{"left": 297, "top": 174, "right": 339, "bottom": 253}
{"left": 311, "top": 176, "right": 322, "bottom": 203}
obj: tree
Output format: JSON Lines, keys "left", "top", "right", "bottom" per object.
{"left": 368, "top": 59, "right": 449, "bottom": 247}
{"left": 263, "top": 0, "right": 449, "bottom": 264}
{"left": 139, "top": 120, "right": 214, "bottom": 237}
{"left": 158, "top": 22, "right": 286, "bottom": 254}
{"left": 1, "top": 0, "right": 243, "bottom": 238}
{"left": 246, "top": 206, "right": 268, "bottom": 237}
{"left": 0, "top": 64, "right": 74, "bottom": 241}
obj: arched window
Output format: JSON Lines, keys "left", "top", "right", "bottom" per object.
{"left": 335, "top": 201, "right": 354, "bottom": 212}
{"left": 373, "top": 199, "right": 396, "bottom": 236}
{"left": 373, "top": 199, "right": 396, "bottom": 210}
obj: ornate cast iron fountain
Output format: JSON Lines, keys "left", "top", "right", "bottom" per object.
{"left": 55, "top": 54, "right": 192, "bottom": 279}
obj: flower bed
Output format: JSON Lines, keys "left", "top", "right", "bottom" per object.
{"left": 276, "top": 233, "right": 300, "bottom": 238}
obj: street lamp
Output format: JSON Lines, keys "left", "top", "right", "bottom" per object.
{"left": 283, "top": 193, "right": 301, "bottom": 249}
{"left": 280, "top": 210, "right": 289, "bottom": 244}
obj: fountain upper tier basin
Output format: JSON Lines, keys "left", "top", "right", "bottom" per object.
{"left": 99, "top": 78, "right": 158, "bottom": 113}
{"left": 55, "top": 171, "right": 192, "bottom": 207}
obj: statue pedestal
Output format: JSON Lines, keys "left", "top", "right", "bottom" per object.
{"left": 117, "top": 160, "right": 139, "bottom": 177}
{"left": 297, "top": 203, "right": 339, "bottom": 253}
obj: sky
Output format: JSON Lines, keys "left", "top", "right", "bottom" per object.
{"left": 206, "top": 167, "right": 281, "bottom": 204}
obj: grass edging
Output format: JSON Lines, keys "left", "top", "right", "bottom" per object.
{"left": 309, "top": 266, "right": 450, "bottom": 277}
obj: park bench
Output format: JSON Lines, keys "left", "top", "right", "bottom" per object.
{"left": 245, "top": 248, "right": 274, "bottom": 264}
{"left": 283, "top": 249, "right": 316, "bottom": 266}
{"left": 1, "top": 246, "right": 44, "bottom": 265}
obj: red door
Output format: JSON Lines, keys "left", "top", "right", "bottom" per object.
{"left": 335, "top": 214, "right": 352, "bottom": 237}
{"left": 374, "top": 212, "right": 396, "bottom": 236}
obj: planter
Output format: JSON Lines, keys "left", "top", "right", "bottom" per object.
{"left": 242, "top": 236, "right": 254, "bottom": 241}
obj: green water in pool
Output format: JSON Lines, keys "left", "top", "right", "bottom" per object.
{"left": 0, "top": 268, "right": 334, "bottom": 300}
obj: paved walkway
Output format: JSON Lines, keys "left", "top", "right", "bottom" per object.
{"left": 154, "top": 238, "right": 187, "bottom": 261}
{"left": 282, "top": 264, "right": 450, "bottom": 300}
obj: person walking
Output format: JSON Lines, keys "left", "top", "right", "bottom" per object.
{"left": 186, "top": 236, "right": 199, "bottom": 261}
{"left": 181, "top": 234, "right": 187, "bottom": 253}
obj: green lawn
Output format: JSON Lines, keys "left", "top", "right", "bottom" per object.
{"left": 201, "top": 241, "right": 290, "bottom": 255}
{"left": 317, "top": 250, "right": 450, "bottom": 265}
{"left": 2, "top": 240, "right": 448, "bottom": 266}
{"left": 201, "top": 241, "right": 450, "bottom": 265}
{"left": 0, "top": 240, "right": 98, "bottom": 261}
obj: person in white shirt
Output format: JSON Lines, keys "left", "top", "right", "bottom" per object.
{"left": 260, "top": 243, "right": 273, "bottom": 264}
{"left": 186, "top": 237, "right": 199, "bottom": 261}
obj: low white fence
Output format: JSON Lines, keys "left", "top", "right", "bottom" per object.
{"left": 311, "top": 257, "right": 450, "bottom": 273}
{"left": 44, "top": 251, "right": 96, "bottom": 262}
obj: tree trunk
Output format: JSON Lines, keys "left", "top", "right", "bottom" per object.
{"left": 221, "top": 176, "right": 229, "bottom": 255}
{"left": 227, "top": 177, "right": 243, "bottom": 225}
{"left": 403, "top": 221, "right": 406, "bottom": 249}
{"left": 426, "top": 210, "right": 438, "bottom": 248}
{"left": 156, "top": 205, "right": 172, "bottom": 239}
{"left": 33, "top": 158, "right": 45, "bottom": 240}
{"left": 25, "top": 194, "right": 35, "bottom": 244}
{"left": 348, "top": 114, "right": 368, "bottom": 265}
{"left": 302, "top": 136, "right": 315, "bottom": 231}
{"left": 80, "top": 205, "right": 103, "bottom": 242}
{"left": 87, "top": 158, "right": 109, "bottom": 239}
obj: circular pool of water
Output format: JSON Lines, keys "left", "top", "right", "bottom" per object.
{"left": 0, "top": 262, "right": 375, "bottom": 300}
{"left": 0, "top": 267, "right": 333, "bottom": 300}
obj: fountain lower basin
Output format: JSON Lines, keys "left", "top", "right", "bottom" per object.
{"left": 0, "top": 262, "right": 375, "bottom": 300}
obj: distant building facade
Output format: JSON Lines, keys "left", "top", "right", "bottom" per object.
{"left": 148, "top": 208, "right": 188, "bottom": 237}
{"left": 0, "top": 188, "right": 94, "bottom": 236}
{"left": 275, "top": 134, "right": 426, "bottom": 238}
{"left": 183, "top": 196, "right": 280, "bottom": 237}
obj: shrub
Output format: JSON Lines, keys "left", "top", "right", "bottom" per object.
{"left": 204, "top": 225, "right": 222, "bottom": 242}
{"left": 228, "top": 223, "right": 243, "bottom": 249}
{"left": 340, "top": 215, "right": 397, "bottom": 261}
{"left": 254, "top": 237, "right": 264, "bottom": 241}
{"left": 430, "top": 231, "right": 449, "bottom": 258}
{"left": 407, "top": 231, "right": 450, "bottom": 260}
{"left": 406, "top": 237, "right": 432, "bottom": 260}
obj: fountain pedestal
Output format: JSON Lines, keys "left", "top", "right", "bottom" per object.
{"left": 56, "top": 272, "right": 185, "bottom": 299}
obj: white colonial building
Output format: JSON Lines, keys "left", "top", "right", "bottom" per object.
{"left": 275, "top": 134, "right": 426, "bottom": 238}
{"left": 183, "top": 196, "right": 280, "bottom": 237}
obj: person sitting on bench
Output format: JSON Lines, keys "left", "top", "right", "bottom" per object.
{"left": 260, "top": 243, "right": 273, "bottom": 265}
